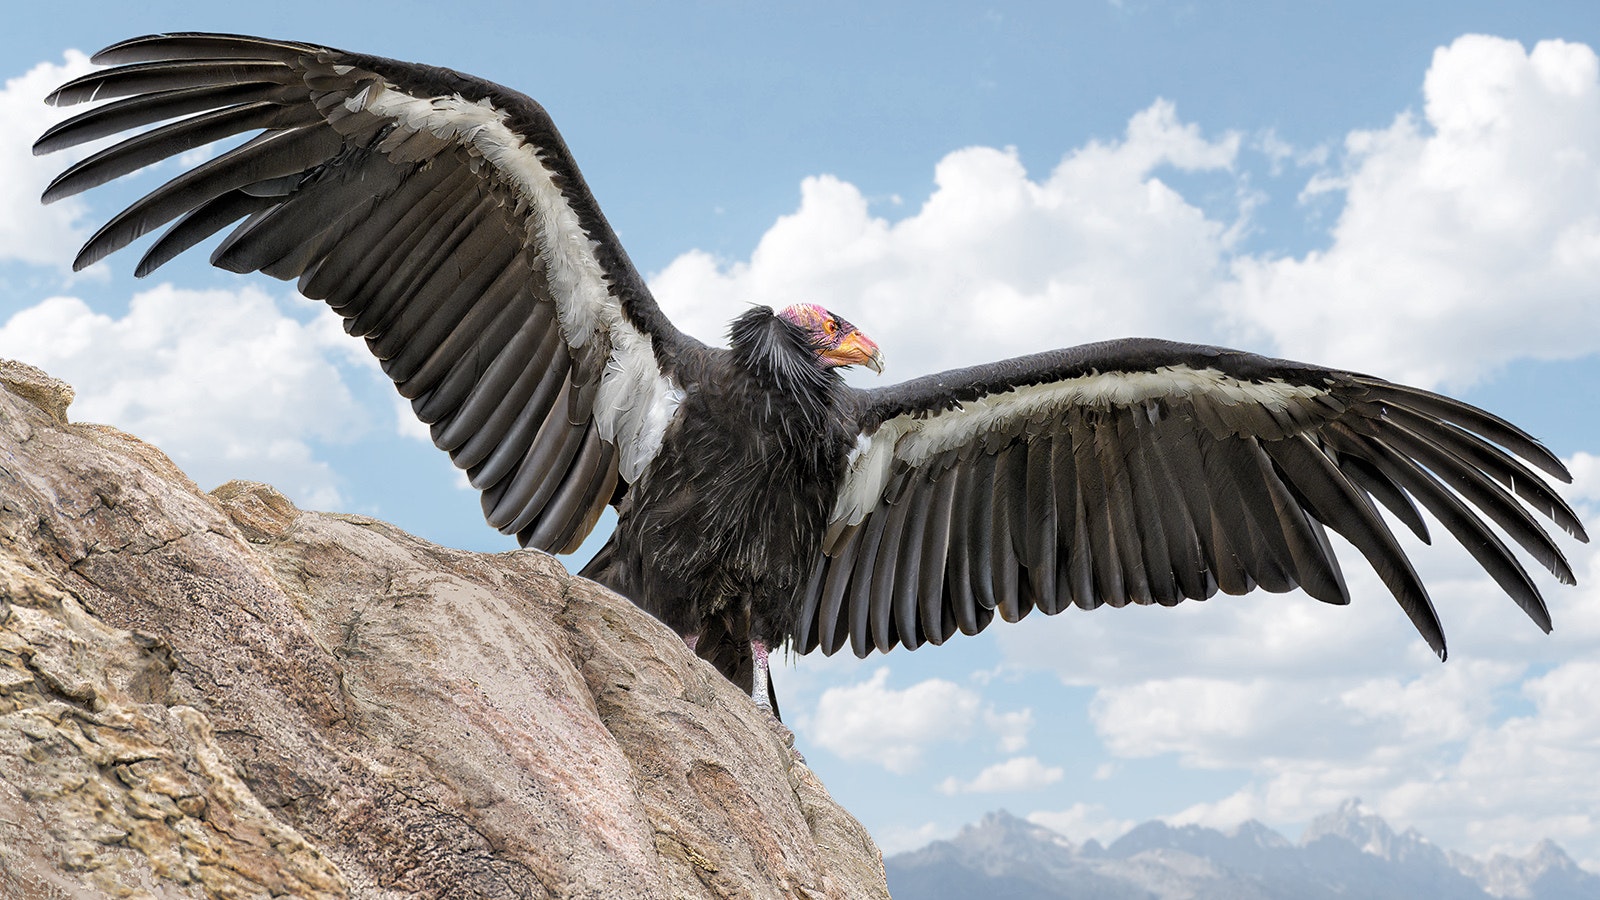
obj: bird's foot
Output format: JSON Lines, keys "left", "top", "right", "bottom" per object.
{"left": 765, "top": 714, "right": 803, "bottom": 762}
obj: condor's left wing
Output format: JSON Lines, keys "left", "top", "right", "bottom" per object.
{"left": 794, "top": 338, "right": 1587, "bottom": 659}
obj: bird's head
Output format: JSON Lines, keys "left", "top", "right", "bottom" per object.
{"left": 776, "top": 303, "right": 885, "bottom": 374}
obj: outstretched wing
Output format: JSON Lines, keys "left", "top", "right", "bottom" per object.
{"left": 795, "top": 339, "right": 1588, "bottom": 659}
{"left": 36, "top": 32, "right": 697, "bottom": 553}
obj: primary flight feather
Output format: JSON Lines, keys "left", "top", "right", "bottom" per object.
{"left": 37, "top": 32, "right": 1588, "bottom": 715}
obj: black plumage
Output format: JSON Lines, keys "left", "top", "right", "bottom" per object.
{"left": 38, "top": 33, "right": 1589, "bottom": 713}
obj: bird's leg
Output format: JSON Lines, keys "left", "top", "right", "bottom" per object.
{"left": 750, "top": 639, "right": 772, "bottom": 711}
{"left": 750, "top": 639, "right": 799, "bottom": 756}
{"left": 683, "top": 632, "right": 699, "bottom": 653}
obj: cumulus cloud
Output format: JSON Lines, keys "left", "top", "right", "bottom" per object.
{"left": 986, "top": 707, "right": 1034, "bottom": 754}
{"left": 805, "top": 667, "right": 1034, "bottom": 772}
{"left": 937, "top": 755, "right": 1064, "bottom": 795}
{"left": 0, "top": 285, "right": 374, "bottom": 507}
{"left": 1339, "top": 660, "right": 1522, "bottom": 745}
{"left": 1567, "top": 452, "right": 1600, "bottom": 503}
{"left": 1091, "top": 677, "right": 1307, "bottom": 764}
{"left": 651, "top": 99, "right": 1244, "bottom": 381}
{"left": 1159, "top": 657, "right": 1600, "bottom": 866}
{"left": 0, "top": 52, "right": 96, "bottom": 267}
{"left": 1028, "top": 803, "right": 1139, "bottom": 847}
{"left": 1085, "top": 660, "right": 1523, "bottom": 769}
{"left": 1226, "top": 36, "right": 1600, "bottom": 387}
{"left": 653, "top": 36, "right": 1600, "bottom": 395}
{"left": 807, "top": 668, "right": 976, "bottom": 772}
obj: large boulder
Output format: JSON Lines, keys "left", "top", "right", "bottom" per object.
{"left": 0, "top": 359, "right": 888, "bottom": 899}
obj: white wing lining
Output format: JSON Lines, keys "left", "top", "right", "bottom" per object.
{"left": 829, "top": 364, "right": 1327, "bottom": 529}
{"left": 355, "top": 83, "right": 682, "bottom": 481}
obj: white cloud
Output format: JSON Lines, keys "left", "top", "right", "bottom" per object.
{"left": 0, "top": 285, "right": 374, "bottom": 507}
{"left": 986, "top": 707, "right": 1034, "bottom": 753}
{"left": 1225, "top": 36, "right": 1600, "bottom": 388}
{"left": 806, "top": 668, "right": 980, "bottom": 772}
{"left": 1159, "top": 657, "right": 1600, "bottom": 867}
{"left": 1567, "top": 452, "right": 1600, "bottom": 503}
{"left": 1085, "top": 660, "right": 1526, "bottom": 770}
{"left": 392, "top": 393, "right": 435, "bottom": 443}
{"left": 651, "top": 99, "right": 1244, "bottom": 382}
{"left": 1256, "top": 128, "right": 1330, "bottom": 177}
{"left": 1090, "top": 677, "right": 1286, "bottom": 763}
{"left": 1027, "top": 803, "right": 1138, "bottom": 846}
{"left": 804, "top": 667, "right": 1036, "bottom": 773}
{"left": 875, "top": 821, "right": 953, "bottom": 856}
{"left": 653, "top": 36, "right": 1600, "bottom": 397}
{"left": 937, "top": 755, "right": 1064, "bottom": 795}
{"left": 0, "top": 52, "right": 96, "bottom": 268}
{"left": 1339, "top": 660, "right": 1521, "bottom": 744}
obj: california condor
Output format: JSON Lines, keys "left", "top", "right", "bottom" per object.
{"left": 37, "top": 33, "right": 1589, "bottom": 717}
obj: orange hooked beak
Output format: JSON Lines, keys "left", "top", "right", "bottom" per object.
{"left": 822, "top": 328, "right": 885, "bottom": 374}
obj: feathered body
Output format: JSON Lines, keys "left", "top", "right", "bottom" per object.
{"left": 584, "top": 308, "right": 859, "bottom": 695}
{"left": 36, "top": 33, "right": 1588, "bottom": 716}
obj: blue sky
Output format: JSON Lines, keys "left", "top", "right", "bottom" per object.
{"left": 4, "top": 0, "right": 1600, "bottom": 865}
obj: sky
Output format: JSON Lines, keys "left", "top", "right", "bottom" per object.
{"left": 4, "top": 0, "right": 1600, "bottom": 868}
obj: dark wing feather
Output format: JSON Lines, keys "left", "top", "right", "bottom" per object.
{"left": 796, "top": 338, "right": 1587, "bottom": 659}
{"left": 1022, "top": 435, "right": 1059, "bottom": 610}
{"left": 35, "top": 83, "right": 299, "bottom": 154}
{"left": 38, "top": 32, "right": 702, "bottom": 553}
{"left": 137, "top": 190, "right": 278, "bottom": 275}
{"left": 918, "top": 462, "right": 961, "bottom": 642}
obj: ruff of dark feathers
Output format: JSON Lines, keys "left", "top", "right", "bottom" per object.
{"left": 728, "top": 306, "right": 843, "bottom": 430}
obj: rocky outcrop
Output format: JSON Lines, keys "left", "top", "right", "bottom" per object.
{"left": 0, "top": 359, "right": 888, "bottom": 899}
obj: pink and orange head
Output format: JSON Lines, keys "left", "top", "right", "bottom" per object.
{"left": 776, "top": 303, "right": 885, "bottom": 374}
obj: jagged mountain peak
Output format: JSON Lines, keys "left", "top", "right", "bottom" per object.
{"left": 1304, "top": 797, "right": 1386, "bottom": 840}
{"left": 1304, "top": 798, "right": 1434, "bottom": 860}
{"left": 1232, "top": 819, "right": 1293, "bottom": 849}
{"left": 962, "top": 808, "right": 1077, "bottom": 853}
{"left": 1106, "top": 816, "right": 1295, "bottom": 863}
{"left": 1456, "top": 837, "right": 1598, "bottom": 900}
{"left": 888, "top": 802, "right": 1600, "bottom": 900}
{"left": 1530, "top": 839, "right": 1574, "bottom": 867}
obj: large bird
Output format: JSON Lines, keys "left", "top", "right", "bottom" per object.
{"left": 38, "top": 33, "right": 1588, "bottom": 717}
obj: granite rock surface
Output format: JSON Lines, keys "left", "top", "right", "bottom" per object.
{"left": 0, "top": 358, "right": 887, "bottom": 900}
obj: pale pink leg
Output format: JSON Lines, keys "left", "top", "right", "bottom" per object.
{"left": 751, "top": 639, "right": 772, "bottom": 710}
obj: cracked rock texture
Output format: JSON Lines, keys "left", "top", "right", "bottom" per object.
{"left": 0, "top": 359, "right": 889, "bottom": 900}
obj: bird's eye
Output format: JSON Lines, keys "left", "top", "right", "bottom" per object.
{"left": 823, "top": 319, "right": 837, "bottom": 335}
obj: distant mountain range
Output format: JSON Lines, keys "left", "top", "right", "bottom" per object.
{"left": 885, "top": 800, "right": 1600, "bottom": 900}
